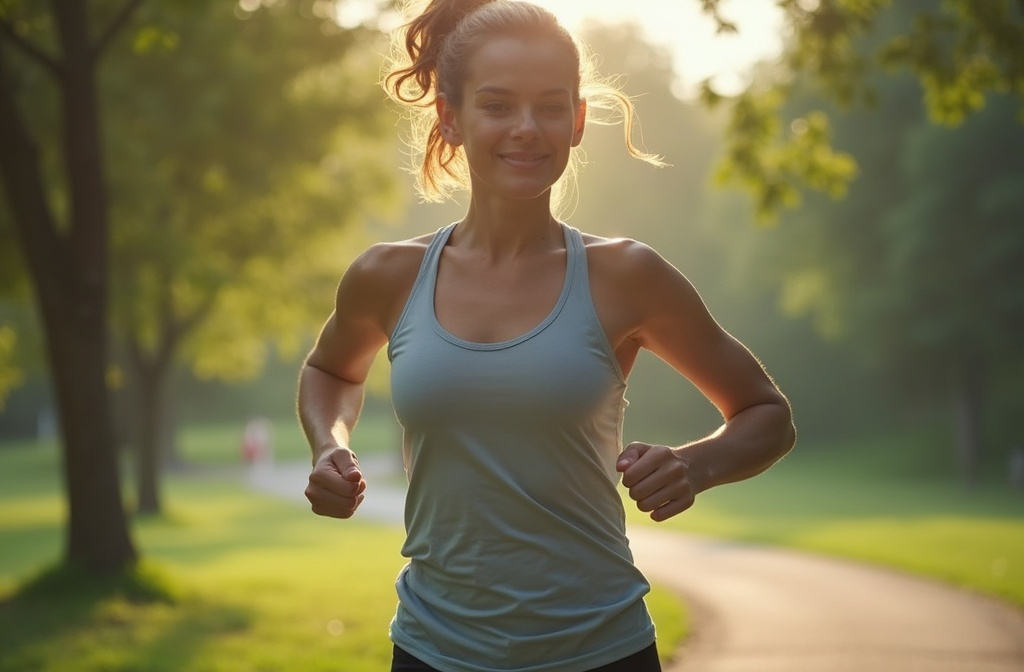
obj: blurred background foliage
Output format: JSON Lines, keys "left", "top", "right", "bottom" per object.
{"left": 2, "top": 0, "right": 403, "bottom": 522}
{"left": 0, "top": 0, "right": 1022, "bottom": 571}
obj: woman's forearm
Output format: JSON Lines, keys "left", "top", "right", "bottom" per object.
{"left": 680, "top": 399, "right": 796, "bottom": 495}
{"left": 297, "top": 363, "right": 366, "bottom": 465}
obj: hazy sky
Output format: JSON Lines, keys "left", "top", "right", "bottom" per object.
{"left": 335, "top": 0, "right": 785, "bottom": 98}
{"left": 535, "top": 0, "right": 785, "bottom": 96}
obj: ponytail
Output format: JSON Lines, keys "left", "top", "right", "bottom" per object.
{"left": 385, "top": 0, "right": 496, "bottom": 105}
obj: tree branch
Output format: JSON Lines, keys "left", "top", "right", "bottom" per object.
{"left": 0, "top": 17, "right": 61, "bottom": 77}
{"left": 699, "top": 0, "right": 739, "bottom": 34}
{"left": 92, "top": 0, "right": 146, "bottom": 59}
{"left": 171, "top": 290, "right": 218, "bottom": 345}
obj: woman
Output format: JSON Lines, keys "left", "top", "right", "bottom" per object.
{"left": 298, "top": 1, "right": 796, "bottom": 670}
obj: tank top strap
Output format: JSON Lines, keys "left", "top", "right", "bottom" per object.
{"left": 564, "top": 224, "right": 588, "bottom": 290}
{"left": 562, "top": 223, "right": 627, "bottom": 384}
{"left": 387, "top": 223, "right": 456, "bottom": 361}
{"left": 422, "top": 222, "right": 457, "bottom": 283}
{"left": 562, "top": 223, "right": 597, "bottom": 324}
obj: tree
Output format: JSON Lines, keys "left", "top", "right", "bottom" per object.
{"left": 102, "top": 1, "right": 398, "bottom": 514}
{"left": 703, "top": 0, "right": 1024, "bottom": 219}
{"left": 0, "top": 0, "right": 142, "bottom": 573}
{"left": 0, "top": 0, "right": 400, "bottom": 573}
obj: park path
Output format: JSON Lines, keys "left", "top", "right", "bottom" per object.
{"left": 629, "top": 529, "right": 1024, "bottom": 671}
{"left": 246, "top": 458, "right": 1024, "bottom": 672}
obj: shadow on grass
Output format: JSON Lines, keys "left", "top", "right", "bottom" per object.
{"left": 0, "top": 561, "right": 251, "bottom": 672}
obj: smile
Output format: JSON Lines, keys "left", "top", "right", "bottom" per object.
{"left": 499, "top": 153, "right": 549, "bottom": 167}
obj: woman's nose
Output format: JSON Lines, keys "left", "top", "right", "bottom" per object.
{"left": 511, "top": 109, "right": 539, "bottom": 139}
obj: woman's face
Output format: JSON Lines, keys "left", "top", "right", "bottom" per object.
{"left": 437, "top": 35, "right": 586, "bottom": 203}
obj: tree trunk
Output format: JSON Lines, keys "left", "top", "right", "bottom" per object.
{"left": 126, "top": 345, "right": 172, "bottom": 516}
{"left": 122, "top": 273, "right": 216, "bottom": 502}
{"left": 122, "top": 267, "right": 195, "bottom": 515}
{"left": 0, "top": 1, "right": 137, "bottom": 573}
{"left": 135, "top": 367, "right": 165, "bottom": 515}
{"left": 161, "top": 391, "right": 187, "bottom": 472}
{"left": 49, "top": 313, "right": 138, "bottom": 570}
{"left": 950, "top": 352, "right": 985, "bottom": 487}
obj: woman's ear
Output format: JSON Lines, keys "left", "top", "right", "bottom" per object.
{"left": 572, "top": 99, "right": 587, "bottom": 147}
{"left": 436, "top": 94, "right": 463, "bottom": 146}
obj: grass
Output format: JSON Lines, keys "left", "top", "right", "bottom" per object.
{"left": 626, "top": 429, "right": 1024, "bottom": 607}
{"left": 0, "top": 452, "right": 408, "bottom": 671}
{"left": 0, "top": 416, "right": 686, "bottom": 671}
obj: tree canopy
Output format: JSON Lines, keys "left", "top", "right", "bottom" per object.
{"left": 706, "top": 0, "right": 1024, "bottom": 219}
{"left": 102, "top": 0, "right": 400, "bottom": 512}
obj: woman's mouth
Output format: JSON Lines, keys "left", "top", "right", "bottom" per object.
{"left": 499, "top": 152, "right": 548, "bottom": 167}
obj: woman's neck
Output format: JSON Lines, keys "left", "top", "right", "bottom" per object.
{"left": 454, "top": 195, "right": 562, "bottom": 260}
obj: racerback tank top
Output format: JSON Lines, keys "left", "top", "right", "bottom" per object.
{"left": 387, "top": 222, "right": 655, "bottom": 672}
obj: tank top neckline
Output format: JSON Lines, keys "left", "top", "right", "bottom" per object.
{"left": 428, "top": 222, "right": 577, "bottom": 351}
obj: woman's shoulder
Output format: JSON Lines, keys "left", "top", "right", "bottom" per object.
{"left": 334, "top": 230, "right": 441, "bottom": 325}
{"left": 345, "top": 230, "right": 438, "bottom": 286}
{"left": 579, "top": 231, "right": 651, "bottom": 252}
{"left": 578, "top": 231, "right": 670, "bottom": 278}
{"left": 578, "top": 229, "right": 698, "bottom": 308}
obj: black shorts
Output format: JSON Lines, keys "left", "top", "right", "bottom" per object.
{"left": 391, "top": 641, "right": 662, "bottom": 672}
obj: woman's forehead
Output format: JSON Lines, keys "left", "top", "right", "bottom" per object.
{"left": 464, "top": 35, "right": 579, "bottom": 94}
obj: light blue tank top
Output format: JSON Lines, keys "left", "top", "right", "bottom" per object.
{"left": 387, "top": 223, "right": 655, "bottom": 672}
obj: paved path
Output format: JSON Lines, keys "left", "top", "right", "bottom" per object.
{"left": 248, "top": 460, "right": 1024, "bottom": 671}
{"left": 629, "top": 529, "right": 1024, "bottom": 671}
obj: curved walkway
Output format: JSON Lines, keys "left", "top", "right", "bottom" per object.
{"left": 629, "top": 529, "right": 1024, "bottom": 672}
{"left": 247, "top": 459, "right": 1024, "bottom": 671}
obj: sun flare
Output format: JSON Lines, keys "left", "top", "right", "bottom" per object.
{"left": 515, "top": 0, "right": 783, "bottom": 97}
{"left": 334, "top": 0, "right": 784, "bottom": 98}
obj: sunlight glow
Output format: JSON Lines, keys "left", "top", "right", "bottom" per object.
{"left": 332, "top": 0, "right": 785, "bottom": 99}
{"left": 533, "top": 0, "right": 784, "bottom": 97}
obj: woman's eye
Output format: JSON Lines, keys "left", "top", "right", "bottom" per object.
{"left": 483, "top": 102, "right": 507, "bottom": 112}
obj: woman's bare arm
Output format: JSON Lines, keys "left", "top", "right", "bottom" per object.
{"left": 589, "top": 237, "right": 796, "bottom": 521}
{"left": 298, "top": 240, "right": 424, "bottom": 518}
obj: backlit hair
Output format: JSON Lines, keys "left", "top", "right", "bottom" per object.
{"left": 383, "top": 0, "right": 664, "bottom": 208}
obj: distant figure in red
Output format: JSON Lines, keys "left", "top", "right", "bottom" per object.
{"left": 241, "top": 416, "right": 272, "bottom": 465}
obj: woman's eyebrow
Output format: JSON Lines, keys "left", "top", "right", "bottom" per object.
{"left": 474, "top": 85, "right": 571, "bottom": 97}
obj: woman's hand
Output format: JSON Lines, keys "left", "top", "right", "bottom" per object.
{"left": 616, "top": 442, "right": 699, "bottom": 522}
{"left": 305, "top": 446, "right": 367, "bottom": 519}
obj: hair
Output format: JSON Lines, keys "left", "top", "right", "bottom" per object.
{"left": 383, "top": 0, "right": 664, "bottom": 208}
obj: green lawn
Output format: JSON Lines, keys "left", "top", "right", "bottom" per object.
{"left": 0, "top": 418, "right": 685, "bottom": 671}
{"left": 2, "top": 476, "right": 408, "bottom": 671}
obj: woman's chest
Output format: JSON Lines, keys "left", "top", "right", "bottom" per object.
{"left": 433, "top": 248, "right": 567, "bottom": 344}
{"left": 390, "top": 326, "right": 623, "bottom": 429}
